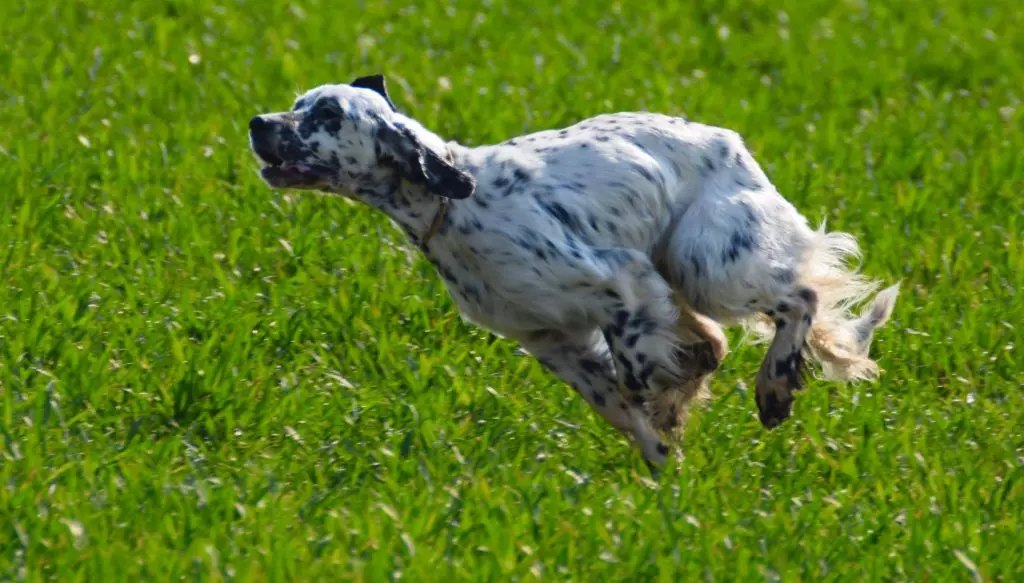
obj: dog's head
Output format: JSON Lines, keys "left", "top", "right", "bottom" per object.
{"left": 248, "top": 74, "right": 475, "bottom": 200}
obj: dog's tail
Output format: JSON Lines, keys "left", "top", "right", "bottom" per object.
{"left": 747, "top": 223, "right": 900, "bottom": 382}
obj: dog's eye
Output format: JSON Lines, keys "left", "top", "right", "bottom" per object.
{"left": 313, "top": 98, "right": 345, "bottom": 119}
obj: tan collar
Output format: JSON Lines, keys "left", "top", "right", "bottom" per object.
{"left": 418, "top": 147, "right": 458, "bottom": 249}
{"left": 419, "top": 197, "right": 450, "bottom": 248}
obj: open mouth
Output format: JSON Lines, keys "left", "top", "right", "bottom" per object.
{"left": 256, "top": 157, "right": 331, "bottom": 189}
{"left": 249, "top": 129, "right": 330, "bottom": 189}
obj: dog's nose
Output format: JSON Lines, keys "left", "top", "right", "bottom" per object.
{"left": 249, "top": 115, "right": 269, "bottom": 133}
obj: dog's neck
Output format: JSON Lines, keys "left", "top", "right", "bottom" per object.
{"left": 345, "top": 142, "right": 472, "bottom": 251}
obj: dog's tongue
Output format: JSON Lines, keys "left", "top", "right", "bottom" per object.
{"left": 261, "top": 163, "right": 308, "bottom": 179}
{"left": 260, "top": 162, "right": 321, "bottom": 187}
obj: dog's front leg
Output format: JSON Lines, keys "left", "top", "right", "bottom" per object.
{"left": 520, "top": 329, "right": 669, "bottom": 472}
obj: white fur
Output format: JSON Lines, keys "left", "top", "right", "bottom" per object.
{"left": 249, "top": 82, "right": 900, "bottom": 469}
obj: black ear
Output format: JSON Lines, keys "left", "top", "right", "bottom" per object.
{"left": 378, "top": 121, "right": 475, "bottom": 200}
{"left": 351, "top": 74, "right": 397, "bottom": 112}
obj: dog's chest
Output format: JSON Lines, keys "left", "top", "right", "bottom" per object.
{"left": 431, "top": 257, "right": 541, "bottom": 338}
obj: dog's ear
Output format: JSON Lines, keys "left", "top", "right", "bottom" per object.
{"left": 377, "top": 120, "right": 475, "bottom": 200}
{"left": 350, "top": 74, "right": 397, "bottom": 112}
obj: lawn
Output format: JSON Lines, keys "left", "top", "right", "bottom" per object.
{"left": 1, "top": 0, "right": 1022, "bottom": 580}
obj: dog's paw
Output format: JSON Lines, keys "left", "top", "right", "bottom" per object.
{"left": 755, "top": 376, "right": 794, "bottom": 429}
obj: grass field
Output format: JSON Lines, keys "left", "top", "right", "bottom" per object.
{"left": 2, "top": 0, "right": 1023, "bottom": 580}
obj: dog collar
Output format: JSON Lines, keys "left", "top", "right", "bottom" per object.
{"left": 419, "top": 197, "right": 450, "bottom": 248}
{"left": 418, "top": 148, "right": 459, "bottom": 249}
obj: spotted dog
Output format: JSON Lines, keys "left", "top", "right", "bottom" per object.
{"left": 248, "top": 74, "right": 899, "bottom": 470}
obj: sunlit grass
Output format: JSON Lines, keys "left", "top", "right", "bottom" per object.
{"left": 1, "top": 0, "right": 1022, "bottom": 580}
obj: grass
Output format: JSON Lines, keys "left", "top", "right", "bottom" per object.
{"left": 1, "top": 0, "right": 1022, "bottom": 580}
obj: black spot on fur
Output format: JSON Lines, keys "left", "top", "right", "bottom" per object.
{"left": 592, "top": 390, "right": 607, "bottom": 407}
{"left": 630, "top": 163, "right": 656, "bottom": 184}
{"left": 656, "top": 443, "right": 670, "bottom": 455}
{"left": 691, "top": 254, "right": 705, "bottom": 278}
{"left": 791, "top": 352, "right": 807, "bottom": 387}
{"left": 775, "top": 318, "right": 786, "bottom": 329}
{"left": 438, "top": 266, "right": 459, "bottom": 286}
{"left": 773, "top": 269, "right": 795, "bottom": 285}
{"left": 462, "top": 285, "right": 482, "bottom": 304}
{"left": 798, "top": 288, "right": 817, "bottom": 304}
{"left": 693, "top": 342, "right": 719, "bottom": 374}
{"left": 722, "top": 231, "right": 756, "bottom": 263}
{"left": 621, "top": 367, "right": 645, "bottom": 393}
{"left": 627, "top": 308, "right": 652, "bottom": 331}
{"left": 776, "top": 302, "right": 790, "bottom": 313}
{"left": 758, "top": 391, "right": 792, "bottom": 429}
{"left": 739, "top": 201, "right": 758, "bottom": 226}
{"left": 638, "top": 361, "right": 657, "bottom": 386}
{"left": 579, "top": 358, "right": 604, "bottom": 376}
{"left": 774, "top": 352, "right": 806, "bottom": 388}
{"left": 538, "top": 199, "right": 583, "bottom": 234}
{"left": 613, "top": 309, "right": 629, "bottom": 334}
{"left": 594, "top": 248, "right": 631, "bottom": 268}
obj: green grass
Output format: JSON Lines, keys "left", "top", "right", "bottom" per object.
{"left": 1, "top": 0, "right": 1022, "bottom": 580}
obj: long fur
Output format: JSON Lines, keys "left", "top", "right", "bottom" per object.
{"left": 744, "top": 223, "right": 899, "bottom": 381}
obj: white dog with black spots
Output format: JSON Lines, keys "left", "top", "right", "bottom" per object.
{"left": 248, "top": 74, "right": 899, "bottom": 471}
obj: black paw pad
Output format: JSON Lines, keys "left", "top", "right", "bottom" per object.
{"left": 757, "top": 391, "right": 793, "bottom": 429}
{"left": 692, "top": 341, "right": 720, "bottom": 374}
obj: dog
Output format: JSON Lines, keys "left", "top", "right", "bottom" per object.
{"left": 248, "top": 74, "right": 899, "bottom": 470}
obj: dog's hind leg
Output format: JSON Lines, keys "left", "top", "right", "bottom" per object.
{"left": 660, "top": 135, "right": 898, "bottom": 428}
{"left": 671, "top": 290, "right": 728, "bottom": 379}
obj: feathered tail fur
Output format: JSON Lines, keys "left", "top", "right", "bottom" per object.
{"left": 745, "top": 222, "right": 900, "bottom": 382}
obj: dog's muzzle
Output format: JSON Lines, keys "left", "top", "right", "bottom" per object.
{"left": 248, "top": 115, "right": 331, "bottom": 189}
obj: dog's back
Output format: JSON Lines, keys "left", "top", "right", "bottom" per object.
{"left": 458, "top": 112, "right": 769, "bottom": 256}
